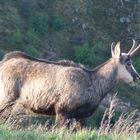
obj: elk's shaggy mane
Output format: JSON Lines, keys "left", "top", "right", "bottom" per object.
{"left": 3, "top": 51, "right": 85, "bottom": 69}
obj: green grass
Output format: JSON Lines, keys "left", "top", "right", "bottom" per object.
{"left": 0, "top": 125, "right": 139, "bottom": 140}
{"left": 0, "top": 96, "right": 140, "bottom": 140}
{"left": 0, "top": 125, "right": 102, "bottom": 140}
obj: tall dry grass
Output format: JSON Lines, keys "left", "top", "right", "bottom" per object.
{"left": 1, "top": 94, "right": 140, "bottom": 140}
{"left": 99, "top": 94, "right": 140, "bottom": 139}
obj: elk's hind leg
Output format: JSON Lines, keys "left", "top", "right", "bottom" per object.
{"left": 0, "top": 102, "right": 15, "bottom": 123}
{"left": 0, "top": 76, "right": 22, "bottom": 123}
{"left": 5, "top": 102, "right": 28, "bottom": 127}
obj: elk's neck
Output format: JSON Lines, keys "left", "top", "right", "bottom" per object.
{"left": 91, "top": 59, "right": 118, "bottom": 98}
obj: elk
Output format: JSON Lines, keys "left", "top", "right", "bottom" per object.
{"left": 0, "top": 40, "right": 140, "bottom": 130}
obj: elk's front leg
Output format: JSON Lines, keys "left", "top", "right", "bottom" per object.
{"left": 75, "top": 119, "right": 86, "bottom": 130}
{"left": 55, "top": 109, "right": 70, "bottom": 128}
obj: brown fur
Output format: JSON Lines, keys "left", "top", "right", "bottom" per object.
{"left": 3, "top": 51, "right": 85, "bottom": 68}
{"left": 0, "top": 51, "right": 125, "bottom": 129}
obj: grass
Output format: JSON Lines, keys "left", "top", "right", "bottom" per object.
{"left": 0, "top": 95, "right": 140, "bottom": 140}
{"left": 0, "top": 125, "right": 139, "bottom": 140}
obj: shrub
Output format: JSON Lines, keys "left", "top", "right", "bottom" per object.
{"left": 74, "top": 42, "right": 108, "bottom": 68}
{"left": 25, "top": 29, "right": 40, "bottom": 47}
{"left": 16, "top": 0, "right": 34, "bottom": 19}
{"left": 10, "top": 29, "right": 25, "bottom": 50}
{"left": 0, "top": 51, "right": 5, "bottom": 60}
{"left": 74, "top": 43, "right": 95, "bottom": 67}
{"left": 48, "top": 16, "right": 65, "bottom": 31}
{"left": 28, "top": 12, "right": 49, "bottom": 34}
{"left": 25, "top": 46, "right": 41, "bottom": 57}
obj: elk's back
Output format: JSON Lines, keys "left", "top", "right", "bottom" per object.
{"left": 0, "top": 57, "right": 91, "bottom": 115}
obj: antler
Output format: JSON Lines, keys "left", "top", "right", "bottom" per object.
{"left": 127, "top": 39, "right": 137, "bottom": 55}
{"left": 129, "top": 44, "right": 140, "bottom": 57}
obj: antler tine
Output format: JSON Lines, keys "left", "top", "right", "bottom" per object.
{"left": 128, "top": 39, "right": 137, "bottom": 55}
{"left": 130, "top": 44, "right": 140, "bottom": 57}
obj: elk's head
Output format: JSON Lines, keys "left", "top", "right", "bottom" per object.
{"left": 111, "top": 40, "right": 140, "bottom": 84}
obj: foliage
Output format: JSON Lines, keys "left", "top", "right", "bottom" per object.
{"left": 27, "top": 12, "right": 49, "bottom": 35}
{"left": 74, "top": 43, "right": 95, "bottom": 67}
{"left": 10, "top": 29, "right": 24, "bottom": 50}
{"left": 25, "top": 29, "right": 40, "bottom": 47}
{"left": 74, "top": 42, "right": 109, "bottom": 68}
{"left": 25, "top": 47, "right": 41, "bottom": 57}
{"left": 0, "top": 51, "right": 5, "bottom": 59}
{"left": 48, "top": 16, "right": 66, "bottom": 31}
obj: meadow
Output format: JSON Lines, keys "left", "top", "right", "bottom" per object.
{"left": 0, "top": 126, "right": 138, "bottom": 140}
{"left": 0, "top": 97, "right": 140, "bottom": 140}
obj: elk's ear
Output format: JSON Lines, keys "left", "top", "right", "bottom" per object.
{"left": 111, "top": 42, "right": 121, "bottom": 59}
